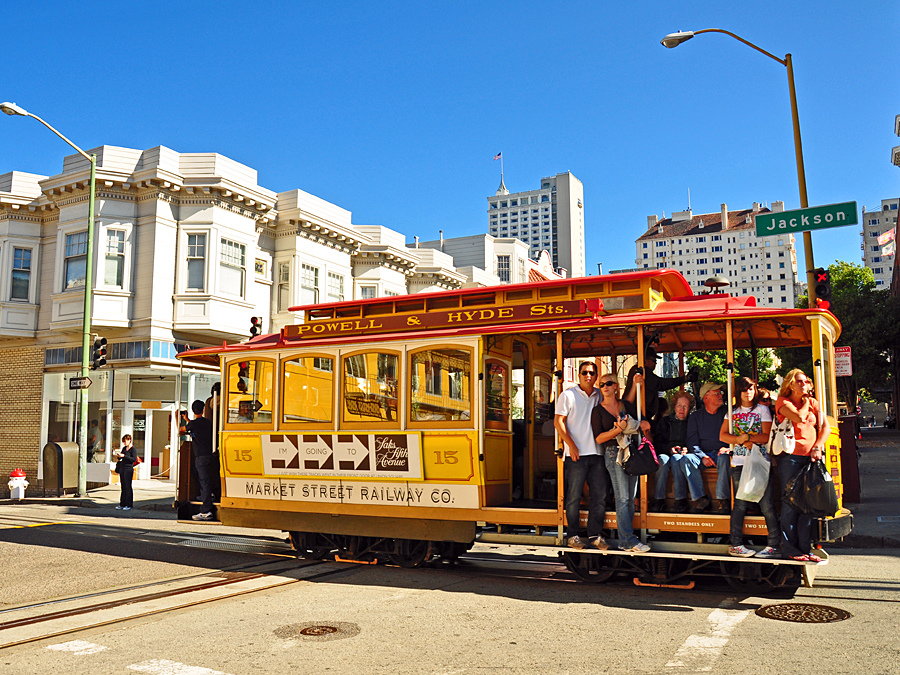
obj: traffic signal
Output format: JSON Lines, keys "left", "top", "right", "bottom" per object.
{"left": 237, "top": 361, "right": 250, "bottom": 392}
{"left": 91, "top": 335, "right": 108, "bottom": 370}
{"left": 250, "top": 316, "right": 261, "bottom": 337}
{"left": 813, "top": 268, "right": 832, "bottom": 309}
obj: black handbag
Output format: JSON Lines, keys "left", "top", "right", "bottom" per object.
{"left": 783, "top": 460, "right": 839, "bottom": 517}
{"left": 623, "top": 434, "right": 660, "bottom": 476}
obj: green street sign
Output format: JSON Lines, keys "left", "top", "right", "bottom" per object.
{"left": 755, "top": 201, "right": 858, "bottom": 237}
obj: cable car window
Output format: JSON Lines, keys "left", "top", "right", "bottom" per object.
{"left": 226, "top": 359, "right": 274, "bottom": 425}
{"left": 409, "top": 348, "right": 472, "bottom": 423}
{"left": 282, "top": 355, "right": 334, "bottom": 426}
{"left": 342, "top": 351, "right": 399, "bottom": 424}
{"left": 485, "top": 359, "right": 510, "bottom": 430}
{"left": 534, "top": 373, "right": 552, "bottom": 425}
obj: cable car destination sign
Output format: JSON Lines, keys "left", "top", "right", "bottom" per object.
{"left": 285, "top": 298, "right": 603, "bottom": 339}
{"left": 755, "top": 201, "right": 857, "bottom": 237}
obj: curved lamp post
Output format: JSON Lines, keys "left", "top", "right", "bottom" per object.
{"left": 1, "top": 102, "right": 97, "bottom": 496}
{"left": 661, "top": 29, "right": 817, "bottom": 309}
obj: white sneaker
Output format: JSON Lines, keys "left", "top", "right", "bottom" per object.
{"left": 192, "top": 512, "right": 214, "bottom": 521}
{"left": 729, "top": 544, "right": 756, "bottom": 558}
{"left": 623, "top": 541, "right": 651, "bottom": 553}
{"left": 122, "top": 507, "right": 132, "bottom": 511}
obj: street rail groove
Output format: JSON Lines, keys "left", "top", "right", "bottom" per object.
{"left": 0, "top": 560, "right": 357, "bottom": 650}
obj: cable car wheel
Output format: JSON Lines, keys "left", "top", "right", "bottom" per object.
{"left": 718, "top": 560, "right": 793, "bottom": 594}
{"left": 389, "top": 539, "right": 433, "bottom": 568}
{"left": 561, "top": 552, "right": 620, "bottom": 583}
{"left": 288, "top": 531, "right": 333, "bottom": 560}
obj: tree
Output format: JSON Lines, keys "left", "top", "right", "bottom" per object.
{"left": 777, "top": 261, "right": 900, "bottom": 409}
{"left": 685, "top": 348, "right": 777, "bottom": 390}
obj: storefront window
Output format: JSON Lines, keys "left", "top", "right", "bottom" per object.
{"left": 43, "top": 372, "right": 111, "bottom": 461}
{"left": 409, "top": 348, "right": 472, "bottom": 423}
{"left": 226, "top": 359, "right": 274, "bottom": 425}
{"left": 282, "top": 355, "right": 334, "bottom": 425}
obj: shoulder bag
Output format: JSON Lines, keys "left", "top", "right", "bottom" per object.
{"left": 768, "top": 416, "right": 795, "bottom": 456}
{"left": 623, "top": 433, "right": 660, "bottom": 476}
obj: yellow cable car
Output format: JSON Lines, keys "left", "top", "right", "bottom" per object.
{"left": 177, "top": 269, "right": 852, "bottom": 590}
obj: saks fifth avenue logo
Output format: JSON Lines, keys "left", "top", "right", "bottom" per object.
{"left": 374, "top": 435, "right": 409, "bottom": 471}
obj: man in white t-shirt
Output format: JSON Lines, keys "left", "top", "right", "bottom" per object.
{"left": 554, "top": 361, "right": 608, "bottom": 550}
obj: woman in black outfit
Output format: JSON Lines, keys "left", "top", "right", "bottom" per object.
{"left": 114, "top": 434, "right": 138, "bottom": 510}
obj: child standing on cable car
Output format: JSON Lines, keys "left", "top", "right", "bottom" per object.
{"left": 719, "top": 377, "right": 780, "bottom": 559}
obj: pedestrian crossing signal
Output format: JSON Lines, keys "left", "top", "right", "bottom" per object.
{"left": 813, "top": 268, "right": 832, "bottom": 306}
{"left": 250, "top": 316, "right": 261, "bottom": 337}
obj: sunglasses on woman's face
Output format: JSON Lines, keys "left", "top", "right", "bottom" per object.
{"left": 599, "top": 381, "right": 617, "bottom": 388}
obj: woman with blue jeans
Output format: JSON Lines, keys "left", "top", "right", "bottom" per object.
{"left": 591, "top": 372, "right": 651, "bottom": 553}
{"left": 774, "top": 369, "right": 830, "bottom": 561}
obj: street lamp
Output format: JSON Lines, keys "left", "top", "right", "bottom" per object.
{"left": 661, "top": 29, "right": 818, "bottom": 309}
{"left": 1, "top": 102, "right": 97, "bottom": 496}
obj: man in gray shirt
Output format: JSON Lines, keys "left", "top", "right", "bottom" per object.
{"left": 678, "top": 382, "right": 730, "bottom": 514}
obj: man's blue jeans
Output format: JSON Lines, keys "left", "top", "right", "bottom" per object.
{"left": 564, "top": 454, "right": 608, "bottom": 540}
{"left": 604, "top": 448, "right": 640, "bottom": 548}
{"left": 679, "top": 452, "right": 731, "bottom": 500}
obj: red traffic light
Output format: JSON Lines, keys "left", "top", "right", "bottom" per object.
{"left": 250, "top": 316, "right": 262, "bottom": 337}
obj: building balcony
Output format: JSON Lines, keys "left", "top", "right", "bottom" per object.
{"left": 173, "top": 293, "right": 255, "bottom": 340}
{"left": 0, "top": 301, "right": 38, "bottom": 337}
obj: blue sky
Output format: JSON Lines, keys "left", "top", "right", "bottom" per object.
{"left": 2, "top": 2, "right": 897, "bottom": 276}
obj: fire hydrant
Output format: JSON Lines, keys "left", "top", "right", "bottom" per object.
{"left": 8, "top": 468, "right": 28, "bottom": 500}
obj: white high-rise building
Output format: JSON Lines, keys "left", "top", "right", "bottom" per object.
{"left": 635, "top": 202, "right": 801, "bottom": 307}
{"left": 860, "top": 198, "right": 897, "bottom": 289}
{"left": 487, "top": 172, "right": 585, "bottom": 277}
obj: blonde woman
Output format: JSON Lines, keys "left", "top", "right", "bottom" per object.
{"left": 774, "top": 369, "right": 830, "bottom": 561}
{"left": 591, "top": 373, "right": 651, "bottom": 553}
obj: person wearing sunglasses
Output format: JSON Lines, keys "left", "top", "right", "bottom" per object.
{"left": 554, "top": 361, "right": 607, "bottom": 550}
{"left": 591, "top": 372, "right": 652, "bottom": 553}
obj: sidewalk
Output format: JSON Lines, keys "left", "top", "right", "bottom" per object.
{"left": 0, "top": 478, "right": 176, "bottom": 512}
{"left": 836, "top": 427, "right": 900, "bottom": 548}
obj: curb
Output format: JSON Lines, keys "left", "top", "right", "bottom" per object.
{"left": 831, "top": 533, "right": 900, "bottom": 549}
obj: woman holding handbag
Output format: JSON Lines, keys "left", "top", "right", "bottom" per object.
{"left": 719, "top": 377, "right": 780, "bottom": 559}
{"left": 774, "top": 369, "right": 831, "bottom": 561}
{"left": 113, "top": 434, "right": 138, "bottom": 511}
{"left": 591, "top": 372, "right": 652, "bottom": 553}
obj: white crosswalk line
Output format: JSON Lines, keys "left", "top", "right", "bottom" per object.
{"left": 665, "top": 598, "right": 751, "bottom": 671}
{"left": 45, "top": 639, "right": 108, "bottom": 655}
{"left": 128, "top": 659, "right": 231, "bottom": 675}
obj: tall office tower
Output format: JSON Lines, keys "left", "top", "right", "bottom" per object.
{"left": 860, "top": 198, "right": 897, "bottom": 289}
{"left": 487, "top": 172, "right": 585, "bottom": 277}
{"left": 635, "top": 202, "right": 801, "bottom": 308}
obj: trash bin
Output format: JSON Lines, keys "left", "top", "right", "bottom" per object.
{"left": 837, "top": 416, "right": 861, "bottom": 504}
{"left": 42, "top": 442, "right": 79, "bottom": 495}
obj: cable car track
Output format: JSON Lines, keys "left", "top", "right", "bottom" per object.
{"left": 0, "top": 558, "right": 350, "bottom": 651}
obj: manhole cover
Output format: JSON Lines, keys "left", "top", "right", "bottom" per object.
{"left": 275, "top": 622, "right": 360, "bottom": 641}
{"left": 756, "top": 603, "right": 852, "bottom": 623}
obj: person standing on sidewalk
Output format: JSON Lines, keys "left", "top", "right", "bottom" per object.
{"left": 554, "top": 361, "right": 607, "bottom": 550}
{"left": 114, "top": 434, "right": 138, "bottom": 511}
{"left": 181, "top": 400, "right": 216, "bottom": 521}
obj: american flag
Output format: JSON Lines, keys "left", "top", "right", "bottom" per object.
{"left": 493, "top": 152, "right": 502, "bottom": 161}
